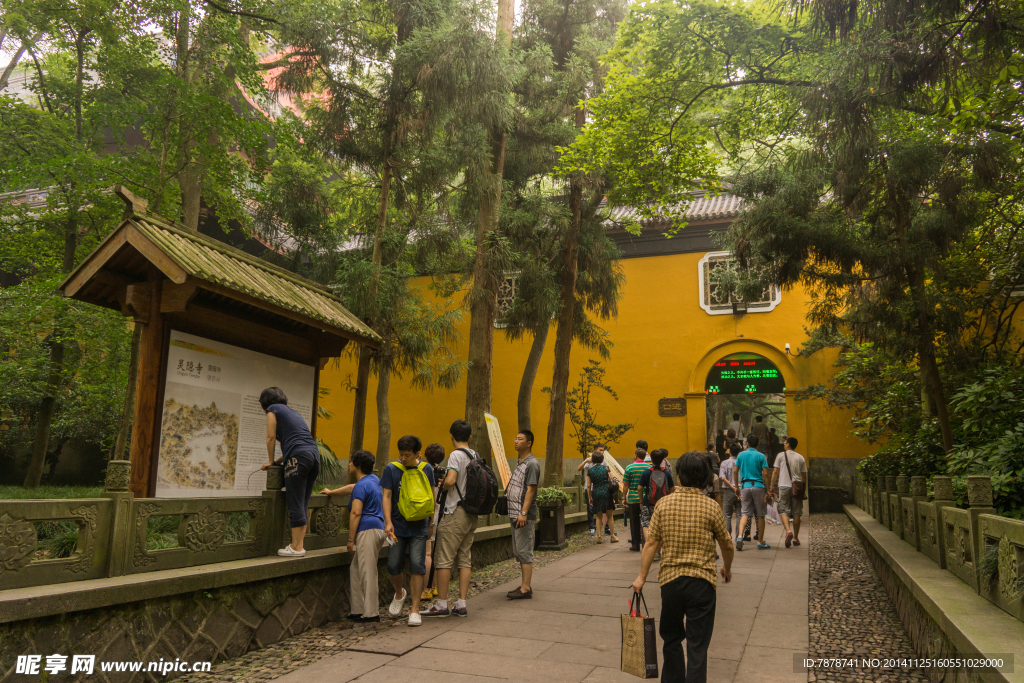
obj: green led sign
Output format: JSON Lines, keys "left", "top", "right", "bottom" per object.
{"left": 705, "top": 354, "right": 786, "bottom": 395}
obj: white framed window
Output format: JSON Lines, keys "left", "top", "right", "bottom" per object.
{"left": 698, "top": 251, "right": 781, "bottom": 315}
{"left": 494, "top": 272, "right": 517, "bottom": 328}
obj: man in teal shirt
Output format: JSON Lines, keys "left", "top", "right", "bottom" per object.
{"left": 732, "top": 434, "right": 771, "bottom": 550}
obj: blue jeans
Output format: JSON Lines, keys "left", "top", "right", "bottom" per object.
{"left": 387, "top": 535, "right": 427, "bottom": 576}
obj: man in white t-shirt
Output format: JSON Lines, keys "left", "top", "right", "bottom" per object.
{"left": 726, "top": 413, "right": 745, "bottom": 440}
{"left": 420, "top": 420, "right": 478, "bottom": 618}
{"left": 770, "top": 436, "right": 808, "bottom": 548}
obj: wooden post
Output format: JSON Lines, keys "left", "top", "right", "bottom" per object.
{"left": 128, "top": 280, "right": 164, "bottom": 497}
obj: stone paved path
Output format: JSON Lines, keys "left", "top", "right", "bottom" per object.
{"left": 179, "top": 534, "right": 599, "bottom": 683}
{"left": 808, "top": 514, "right": 929, "bottom": 683}
{"left": 270, "top": 520, "right": 810, "bottom": 683}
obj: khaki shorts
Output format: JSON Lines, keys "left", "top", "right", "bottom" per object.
{"left": 434, "top": 506, "right": 478, "bottom": 570}
{"left": 777, "top": 486, "right": 804, "bottom": 517}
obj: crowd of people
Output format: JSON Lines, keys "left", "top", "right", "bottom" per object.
{"left": 259, "top": 388, "right": 808, "bottom": 681}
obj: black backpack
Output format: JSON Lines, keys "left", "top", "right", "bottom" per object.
{"left": 454, "top": 448, "right": 499, "bottom": 516}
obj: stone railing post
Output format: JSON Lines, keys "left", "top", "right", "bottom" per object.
{"left": 875, "top": 475, "right": 886, "bottom": 523}
{"left": 966, "top": 475, "right": 997, "bottom": 587}
{"left": 262, "top": 465, "right": 288, "bottom": 555}
{"left": 884, "top": 476, "right": 899, "bottom": 532}
{"left": 927, "top": 475, "right": 957, "bottom": 568}
{"left": 902, "top": 476, "right": 928, "bottom": 551}
{"left": 891, "top": 475, "right": 910, "bottom": 539}
{"left": 104, "top": 460, "right": 135, "bottom": 578}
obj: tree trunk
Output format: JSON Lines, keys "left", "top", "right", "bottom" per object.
{"left": 110, "top": 323, "right": 143, "bottom": 460}
{"left": 0, "top": 33, "right": 41, "bottom": 90}
{"left": 179, "top": 166, "right": 202, "bottom": 232}
{"left": 349, "top": 345, "right": 373, "bottom": 456}
{"left": 349, "top": 140, "right": 393, "bottom": 456}
{"left": 24, "top": 339, "right": 64, "bottom": 488}
{"left": 907, "top": 269, "right": 955, "bottom": 455}
{"left": 374, "top": 363, "right": 392, "bottom": 473}
{"left": 464, "top": 0, "right": 514, "bottom": 462}
{"left": 543, "top": 108, "right": 586, "bottom": 487}
{"left": 517, "top": 324, "right": 550, "bottom": 431}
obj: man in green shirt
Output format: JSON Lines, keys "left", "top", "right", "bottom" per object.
{"left": 623, "top": 442, "right": 650, "bottom": 551}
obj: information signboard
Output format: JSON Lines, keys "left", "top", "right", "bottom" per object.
{"left": 155, "top": 330, "right": 316, "bottom": 497}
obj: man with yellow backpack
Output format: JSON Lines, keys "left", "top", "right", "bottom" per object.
{"left": 380, "top": 435, "right": 437, "bottom": 626}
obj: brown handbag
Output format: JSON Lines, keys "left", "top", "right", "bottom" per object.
{"left": 782, "top": 449, "right": 806, "bottom": 501}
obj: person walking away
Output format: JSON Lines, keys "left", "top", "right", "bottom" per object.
{"left": 577, "top": 444, "right": 606, "bottom": 536}
{"left": 259, "top": 387, "right": 320, "bottom": 557}
{"left": 623, "top": 448, "right": 649, "bottom": 551}
{"left": 379, "top": 436, "right": 436, "bottom": 626}
{"left": 733, "top": 435, "right": 771, "bottom": 551}
{"left": 324, "top": 450, "right": 385, "bottom": 621}
{"left": 719, "top": 442, "right": 742, "bottom": 540}
{"left": 714, "top": 430, "right": 727, "bottom": 461}
{"left": 749, "top": 416, "right": 770, "bottom": 456}
{"left": 421, "top": 442, "right": 446, "bottom": 601}
{"left": 506, "top": 430, "right": 540, "bottom": 599}
{"left": 632, "top": 451, "right": 734, "bottom": 683}
{"left": 770, "top": 437, "right": 807, "bottom": 548}
{"left": 703, "top": 451, "right": 722, "bottom": 506}
{"left": 421, "top": 420, "right": 484, "bottom": 618}
{"left": 586, "top": 452, "right": 619, "bottom": 543}
{"left": 726, "top": 413, "right": 745, "bottom": 440}
{"left": 639, "top": 448, "right": 674, "bottom": 558}
{"left": 769, "top": 428, "right": 782, "bottom": 459}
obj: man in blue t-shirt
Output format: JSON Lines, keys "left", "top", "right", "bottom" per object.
{"left": 380, "top": 435, "right": 436, "bottom": 626}
{"left": 732, "top": 435, "right": 771, "bottom": 551}
{"left": 324, "top": 450, "right": 385, "bottom": 622}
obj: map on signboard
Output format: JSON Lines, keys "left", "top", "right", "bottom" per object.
{"left": 156, "top": 331, "right": 316, "bottom": 497}
{"left": 158, "top": 383, "right": 241, "bottom": 491}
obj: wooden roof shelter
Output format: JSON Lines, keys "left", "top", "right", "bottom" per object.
{"left": 61, "top": 187, "right": 380, "bottom": 496}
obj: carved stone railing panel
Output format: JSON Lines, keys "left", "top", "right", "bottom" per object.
{"left": 977, "top": 514, "right": 1024, "bottom": 622}
{"left": 126, "top": 497, "right": 281, "bottom": 575}
{"left": 0, "top": 499, "right": 113, "bottom": 589}
{"left": 942, "top": 507, "right": 978, "bottom": 591}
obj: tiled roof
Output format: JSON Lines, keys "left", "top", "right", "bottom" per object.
{"left": 132, "top": 214, "right": 380, "bottom": 343}
{"left": 63, "top": 211, "right": 381, "bottom": 345}
{"left": 601, "top": 192, "right": 743, "bottom": 228}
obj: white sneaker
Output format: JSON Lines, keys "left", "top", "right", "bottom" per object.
{"left": 388, "top": 589, "right": 407, "bottom": 617}
{"left": 277, "top": 545, "right": 305, "bottom": 557}
{"left": 407, "top": 612, "right": 422, "bottom": 627}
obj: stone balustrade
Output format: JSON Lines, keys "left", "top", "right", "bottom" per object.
{"left": 854, "top": 472, "right": 1024, "bottom": 626}
{"left": 0, "top": 461, "right": 591, "bottom": 593}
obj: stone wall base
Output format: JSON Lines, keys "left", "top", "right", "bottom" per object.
{"left": 0, "top": 515, "right": 599, "bottom": 682}
{"left": 856, "top": 527, "right": 988, "bottom": 683}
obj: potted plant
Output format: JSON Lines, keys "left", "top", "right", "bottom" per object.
{"left": 536, "top": 487, "right": 573, "bottom": 550}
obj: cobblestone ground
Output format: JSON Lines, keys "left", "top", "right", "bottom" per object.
{"left": 808, "top": 513, "right": 930, "bottom": 683}
{"left": 178, "top": 532, "right": 596, "bottom": 683}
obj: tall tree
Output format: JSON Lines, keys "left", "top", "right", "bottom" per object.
{"left": 272, "top": 0, "right": 502, "bottom": 460}
{"left": 572, "top": 0, "right": 1024, "bottom": 458}
{"left": 462, "top": 0, "right": 516, "bottom": 460}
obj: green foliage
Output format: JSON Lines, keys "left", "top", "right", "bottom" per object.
{"left": 545, "top": 359, "right": 634, "bottom": 458}
{"left": 856, "top": 364, "right": 1024, "bottom": 516}
{"left": 946, "top": 367, "right": 1024, "bottom": 516}
{"left": 535, "top": 486, "right": 572, "bottom": 505}
{"left": 0, "top": 276, "right": 133, "bottom": 468}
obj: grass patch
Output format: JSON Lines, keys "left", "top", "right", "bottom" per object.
{"left": 0, "top": 485, "right": 103, "bottom": 500}
{"left": 147, "top": 515, "right": 181, "bottom": 550}
{"left": 225, "top": 511, "right": 250, "bottom": 543}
